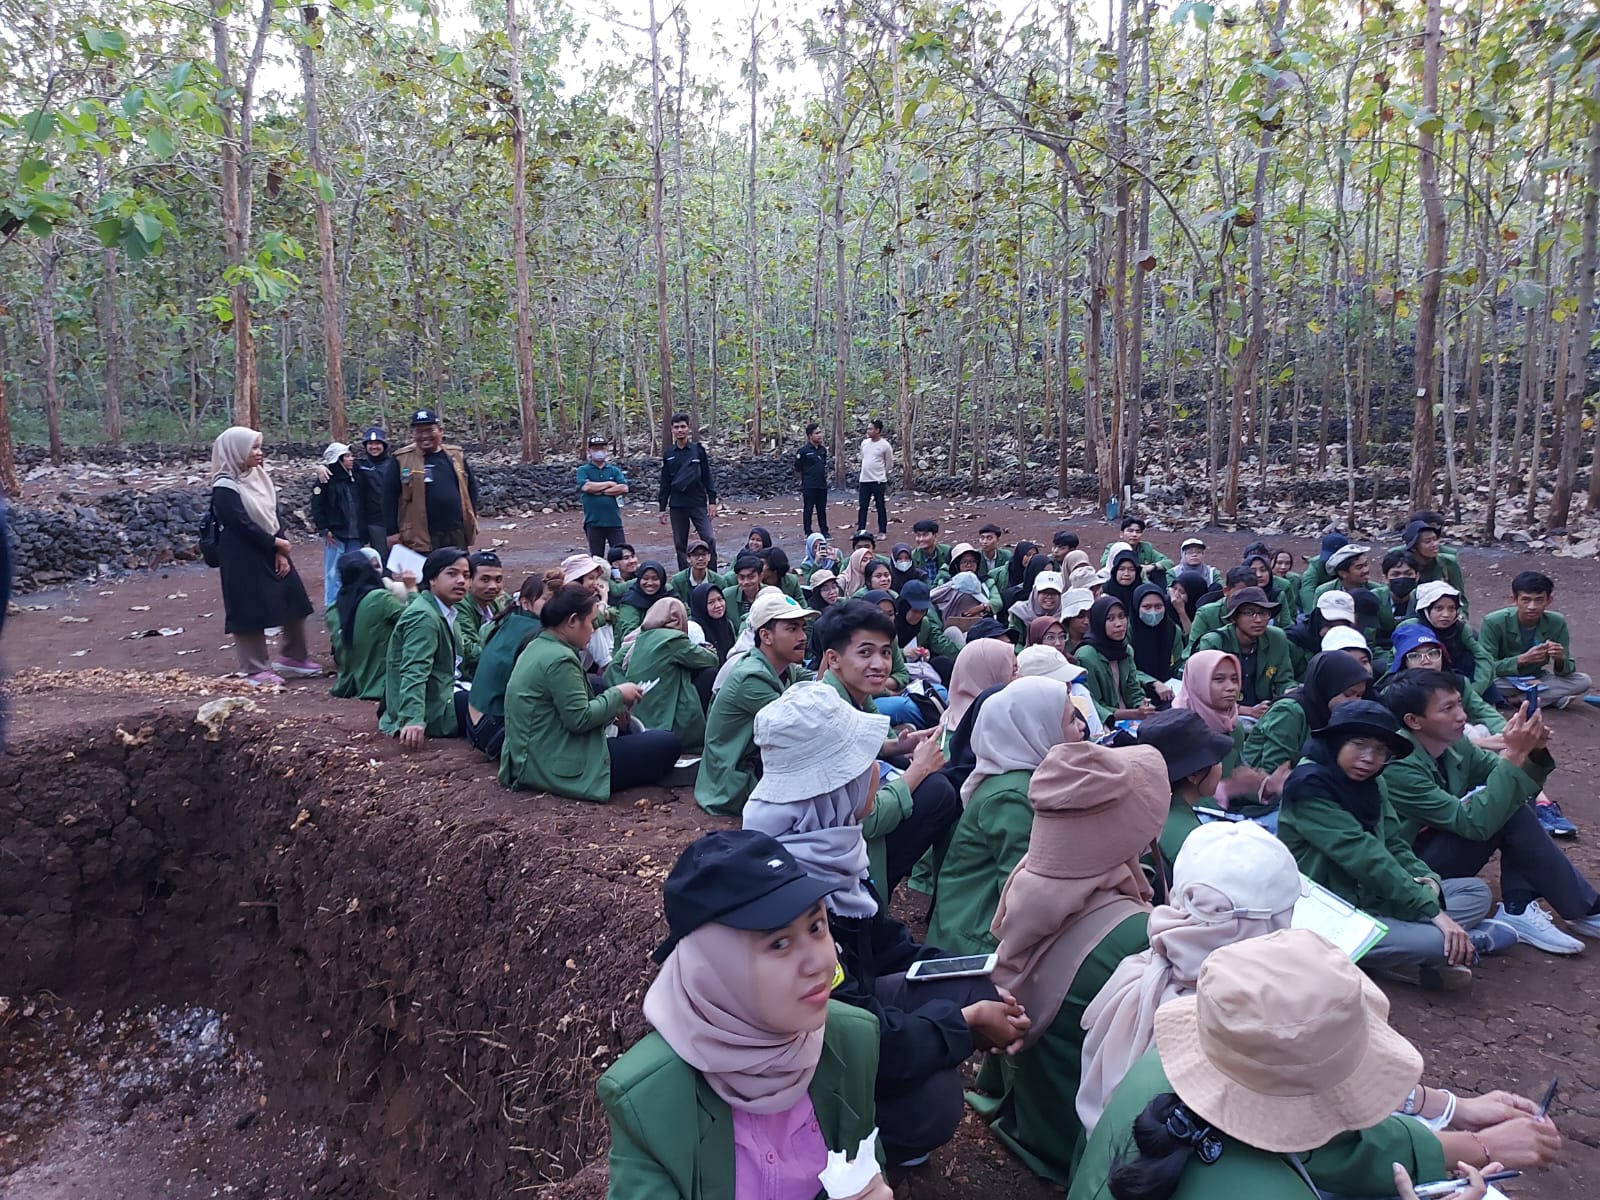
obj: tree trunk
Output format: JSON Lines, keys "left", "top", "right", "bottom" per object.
{"left": 99, "top": 246, "right": 123, "bottom": 447}
{"left": 647, "top": 0, "right": 676, "bottom": 445}
{"left": 672, "top": 16, "right": 699, "bottom": 430}
{"left": 1553, "top": 72, "right": 1600, "bottom": 525}
{"left": 891, "top": 17, "right": 915, "bottom": 491}
{"left": 38, "top": 242, "right": 63, "bottom": 465}
{"left": 747, "top": 12, "right": 763, "bottom": 455}
{"left": 507, "top": 0, "right": 543, "bottom": 462}
{"left": 299, "top": 4, "right": 347, "bottom": 442}
{"left": 829, "top": 1, "right": 852, "bottom": 487}
{"left": 0, "top": 310, "right": 16, "bottom": 496}
{"left": 1408, "top": 0, "right": 1445, "bottom": 513}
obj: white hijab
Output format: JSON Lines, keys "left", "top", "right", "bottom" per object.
{"left": 210, "top": 426, "right": 280, "bottom": 536}
{"left": 961, "top": 676, "right": 1074, "bottom": 805}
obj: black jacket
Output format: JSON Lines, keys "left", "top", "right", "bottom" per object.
{"left": 211, "top": 485, "right": 314, "bottom": 632}
{"left": 828, "top": 888, "right": 974, "bottom": 1084}
{"left": 795, "top": 442, "right": 829, "bottom": 490}
{"left": 355, "top": 452, "right": 401, "bottom": 536}
{"left": 310, "top": 465, "right": 362, "bottom": 541}
{"left": 659, "top": 441, "right": 717, "bottom": 509}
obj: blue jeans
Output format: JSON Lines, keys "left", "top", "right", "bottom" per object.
{"left": 874, "top": 694, "right": 926, "bottom": 728}
{"left": 322, "top": 537, "right": 365, "bottom": 609}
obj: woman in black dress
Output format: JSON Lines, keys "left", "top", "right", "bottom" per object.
{"left": 210, "top": 427, "right": 318, "bottom": 685}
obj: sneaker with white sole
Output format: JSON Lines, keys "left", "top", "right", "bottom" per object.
{"left": 1493, "top": 902, "right": 1584, "bottom": 955}
{"left": 1564, "top": 913, "right": 1600, "bottom": 940}
{"left": 1468, "top": 917, "right": 1521, "bottom": 957}
{"left": 271, "top": 657, "right": 324, "bottom": 678}
{"left": 1371, "top": 962, "right": 1473, "bottom": 992}
{"left": 244, "top": 671, "right": 285, "bottom": 687}
{"left": 1537, "top": 801, "right": 1578, "bottom": 838}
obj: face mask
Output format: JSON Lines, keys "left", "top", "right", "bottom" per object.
{"left": 589, "top": 450, "right": 607, "bottom": 464}
{"left": 1389, "top": 577, "right": 1418, "bottom": 600}
{"left": 895, "top": 558, "right": 911, "bottom": 569}
{"left": 1139, "top": 609, "right": 1165, "bottom": 627}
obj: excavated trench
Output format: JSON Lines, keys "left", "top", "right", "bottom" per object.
{"left": 0, "top": 707, "right": 688, "bottom": 1197}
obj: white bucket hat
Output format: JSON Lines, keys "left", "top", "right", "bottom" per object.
{"left": 1414, "top": 580, "right": 1460, "bottom": 612}
{"left": 1067, "top": 565, "right": 1099, "bottom": 591}
{"left": 749, "top": 681, "right": 889, "bottom": 803}
{"left": 1060, "top": 587, "right": 1096, "bottom": 618}
{"left": 561, "top": 553, "right": 605, "bottom": 584}
{"left": 321, "top": 441, "right": 352, "bottom": 465}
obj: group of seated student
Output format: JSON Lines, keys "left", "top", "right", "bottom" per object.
{"left": 318, "top": 515, "right": 1589, "bottom": 1197}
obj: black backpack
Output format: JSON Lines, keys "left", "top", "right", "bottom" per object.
{"left": 199, "top": 505, "right": 221, "bottom": 567}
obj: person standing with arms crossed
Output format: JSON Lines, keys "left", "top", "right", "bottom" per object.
{"left": 795, "top": 421, "right": 831, "bottom": 538}
{"left": 658, "top": 412, "right": 719, "bottom": 571}
{"left": 576, "top": 433, "right": 629, "bottom": 557}
{"left": 856, "top": 418, "right": 893, "bottom": 538}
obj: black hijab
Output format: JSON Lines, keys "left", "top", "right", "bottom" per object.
{"left": 1282, "top": 700, "right": 1406, "bottom": 831}
{"left": 894, "top": 591, "right": 927, "bottom": 648}
{"left": 746, "top": 526, "right": 773, "bottom": 550}
{"left": 1127, "top": 582, "right": 1178, "bottom": 680}
{"left": 1006, "top": 541, "right": 1039, "bottom": 591}
{"left": 1171, "top": 568, "right": 1211, "bottom": 622}
{"left": 1418, "top": 605, "right": 1476, "bottom": 680}
{"left": 334, "top": 551, "right": 384, "bottom": 648}
{"left": 621, "top": 560, "right": 669, "bottom": 612}
{"left": 1292, "top": 651, "right": 1373, "bottom": 730}
{"left": 1106, "top": 549, "right": 1143, "bottom": 610}
{"left": 889, "top": 543, "right": 924, "bottom": 592}
{"left": 690, "top": 581, "right": 737, "bottom": 662}
{"left": 1083, "top": 594, "right": 1130, "bottom": 661}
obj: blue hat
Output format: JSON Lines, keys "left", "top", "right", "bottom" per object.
{"left": 362, "top": 426, "right": 388, "bottom": 444}
{"left": 653, "top": 830, "right": 838, "bottom": 964}
{"left": 1318, "top": 532, "right": 1349, "bottom": 563}
{"left": 409, "top": 408, "right": 440, "bottom": 426}
{"left": 1391, "top": 623, "right": 1444, "bottom": 664}
{"left": 901, "top": 580, "right": 933, "bottom": 611}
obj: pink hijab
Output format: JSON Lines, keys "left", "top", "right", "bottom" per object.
{"left": 643, "top": 922, "right": 827, "bottom": 1114}
{"left": 944, "top": 638, "right": 1018, "bottom": 726}
{"left": 1173, "top": 650, "right": 1241, "bottom": 735}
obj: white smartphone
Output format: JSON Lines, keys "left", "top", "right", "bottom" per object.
{"left": 904, "top": 953, "right": 998, "bottom": 982}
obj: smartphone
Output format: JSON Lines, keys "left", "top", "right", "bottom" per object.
{"left": 905, "top": 953, "right": 998, "bottom": 982}
{"left": 1520, "top": 682, "right": 1541, "bottom": 714}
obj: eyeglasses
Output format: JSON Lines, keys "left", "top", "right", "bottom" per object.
{"left": 1344, "top": 737, "right": 1392, "bottom": 764}
{"left": 1406, "top": 646, "right": 1445, "bottom": 662}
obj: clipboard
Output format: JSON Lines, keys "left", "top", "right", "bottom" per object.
{"left": 386, "top": 543, "right": 426, "bottom": 579}
{"left": 1291, "top": 876, "right": 1388, "bottom": 961}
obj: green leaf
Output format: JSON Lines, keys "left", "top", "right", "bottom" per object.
{"left": 1192, "top": 2, "right": 1213, "bottom": 28}
{"left": 122, "top": 88, "right": 146, "bottom": 118}
{"left": 133, "top": 210, "right": 164, "bottom": 245}
{"left": 22, "top": 110, "right": 57, "bottom": 141}
{"left": 1511, "top": 279, "right": 1547, "bottom": 309}
{"left": 79, "top": 27, "right": 128, "bottom": 55}
{"left": 94, "top": 217, "right": 124, "bottom": 247}
{"left": 316, "top": 171, "right": 335, "bottom": 202}
{"left": 19, "top": 157, "right": 51, "bottom": 188}
{"left": 146, "top": 127, "right": 175, "bottom": 158}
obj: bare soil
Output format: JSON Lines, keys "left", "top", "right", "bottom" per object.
{"left": 2, "top": 494, "right": 1597, "bottom": 1198}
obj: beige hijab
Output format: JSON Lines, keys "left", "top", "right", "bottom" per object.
{"left": 961, "top": 676, "right": 1074, "bottom": 805}
{"left": 211, "top": 426, "right": 280, "bottom": 536}
{"left": 841, "top": 547, "right": 874, "bottom": 594}
{"left": 643, "top": 921, "right": 827, "bottom": 1114}
{"left": 620, "top": 596, "right": 689, "bottom": 671}
{"left": 990, "top": 742, "right": 1168, "bottom": 1044}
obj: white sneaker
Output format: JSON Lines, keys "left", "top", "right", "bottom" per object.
{"left": 1494, "top": 902, "right": 1584, "bottom": 955}
{"left": 1565, "top": 913, "right": 1600, "bottom": 940}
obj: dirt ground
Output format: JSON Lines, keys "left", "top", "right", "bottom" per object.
{"left": 3, "top": 492, "right": 1599, "bottom": 1198}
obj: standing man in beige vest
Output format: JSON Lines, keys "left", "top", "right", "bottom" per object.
{"left": 392, "top": 409, "right": 481, "bottom": 553}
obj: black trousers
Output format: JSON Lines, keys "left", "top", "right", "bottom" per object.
{"left": 873, "top": 970, "right": 1000, "bottom": 1163}
{"left": 883, "top": 771, "right": 961, "bottom": 895}
{"left": 1415, "top": 801, "right": 1598, "bottom": 919}
{"left": 607, "top": 728, "right": 682, "bottom": 791}
{"left": 668, "top": 506, "right": 718, "bottom": 571}
{"left": 802, "top": 488, "right": 830, "bottom": 536}
{"left": 467, "top": 711, "right": 506, "bottom": 761}
{"left": 363, "top": 523, "right": 390, "bottom": 554}
{"left": 856, "top": 482, "right": 888, "bottom": 535}
{"left": 584, "top": 523, "right": 627, "bottom": 558}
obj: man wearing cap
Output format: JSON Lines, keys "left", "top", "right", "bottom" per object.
{"left": 1298, "top": 529, "right": 1350, "bottom": 612}
{"left": 1313, "top": 542, "right": 1397, "bottom": 644}
{"left": 576, "top": 433, "right": 630, "bottom": 557}
{"left": 658, "top": 412, "right": 719, "bottom": 571}
{"left": 1195, "top": 587, "right": 1295, "bottom": 717}
{"left": 1181, "top": 566, "right": 1257, "bottom": 663}
{"left": 354, "top": 426, "right": 401, "bottom": 554}
{"left": 1177, "top": 537, "right": 1221, "bottom": 590}
{"left": 393, "top": 409, "right": 480, "bottom": 554}
{"left": 310, "top": 442, "right": 363, "bottom": 609}
{"left": 454, "top": 550, "right": 509, "bottom": 681}
{"left": 794, "top": 422, "right": 831, "bottom": 538}
{"left": 668, "top": 538, "right": 726, "bottom": 605}
{"left": 696, "top": 590, "right": 817, "bottom": 815}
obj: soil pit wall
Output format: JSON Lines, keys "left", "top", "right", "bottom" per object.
{"left": 0, "top": 710, "right": 695, "bottom": 1195}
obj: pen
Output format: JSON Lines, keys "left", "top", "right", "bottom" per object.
{"left": 1411, "top": 1170, "right": 1520, "bottom": 1199}
{"left": 1536, "top": 1074, "right": 1558, "bottom": 1119}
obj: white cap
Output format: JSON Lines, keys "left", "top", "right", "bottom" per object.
{"left": 1320, "top": 626, "right": 1371, "bottom": 656}
{"left": 1315, "top": 590, "right": 1356, "bottom": 622}
{"left": 749, "top": 682, "right": 889, "bottom": 803}
{"left": 1181, "top": 537, "right": 1206, "bottom": 551}
{"left": 1017, "top": 644, "right": 1086, "bottom": 685}
{"left": 1033, "top": 570, "right": 1065, "bottom": 594}
{"left": 322, "top": 442, "right": 352, "bottom": 465}
{"left": 747, "top": 588, "right": 818, "bottom": 630}
{"left": 1170, "top": 821, "right": 1305, "bottom": 923}
{"left": 1060, "top": 587, "right": 1096, "bottom": 618}
{"left": 1414, "top": 580, "right": 1460, "bottom": 611}
{"left": 1326, "top": 543, "right": 1370, "bottom": 571}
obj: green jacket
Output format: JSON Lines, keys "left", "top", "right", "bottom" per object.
{"left": 902, "top": 607, "right": 963, "bottom": 661}
{"left": 378, "top": 593, "right": 461, "bottom": 738}
{"left": 1383, "top": 732, "right": 1553, "bottom": 845}
{"left": 599, "top": 1002, "right": 880, "bottom": 1200}
{"left": 1278, "top": 774, "right": 1442, "bottom": 922}
{"left": 453, "top": 592, "right": 510, "bottom": 680}
{"left": 819, "top": 670, "right": 915, "bottom": 890}
{"left": 1158, "top": 793, "right": 1202, "bottom": 868}
{"left": 1298, "top": 557, "right": 1335, "bottom": 612}
{"left": 332, "top": 587, "right": 407, "bottom": 702}
{"left": 1195, "top": 624, "right": 1296, "bottom": 705}
{"left": 500, "top": 630, "right": 628, "bottom": 801}
{"left": 1393, "top": 617, "right": 1493, "bottom": 697}
{"left": 1242, "top": 695, "right": 1310, "bottom": 773}
{"left": 696, "top": 650, "right": 798, "bottom": 815}
{"left": 1101, "top": 541, "right": 1173, "bottom": 573}
{"left": 1182, "top": 599, "right": 1226, "bottom": 660}
{"left": 613, "top": 600, "right": 654, "bottom": 643}
{"left": 982, "top": 547, "right": 1013, "bottom": 577}
{"left": 468, "top": 608, "right": 541, "bottom": 720}
{"left": 668, "top": 566, "right": 728, "bottom": 605}
{"left": 1478, "top": 606, "right": 1577, "bottom": 680}
{"left": 926, "top": 770, "right": 1032, "bottom": 955}
{"left": 618, "top": 627, "right": 720, "bottom": 751}
{"left": 1314, "top": 580, "right": 1397, "bottom": 643}
{"left": 1074, "top": 644, "right": 1148, "bottom": 721}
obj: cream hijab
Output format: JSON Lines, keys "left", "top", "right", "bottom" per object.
{"left": 620, "top": 596, "right": 689, "bottom": 671}
{"left": 210, "top": 426, "right": 280, "bottom": 536}
{"left": 841, "top": 547, "right": 875, "bottom": 594}
{"left": 944, "top": 638, "right": 1018, "bottom": 726}
{"left": 643, "top": 921, "right": 829, "bottom": 1114}
{"left": 961, "top": 676, "right": 1075, "bottom": 805}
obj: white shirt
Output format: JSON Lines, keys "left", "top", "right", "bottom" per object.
{"left": 859, "top": 437, "right": 894, "bottom": 483}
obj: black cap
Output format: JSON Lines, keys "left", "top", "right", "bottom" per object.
{"left": 363, "top": 425, "right": 388, "bottom": 444}
{"left": 1136, "top": 708, "right": 1235, "bottom": 783}
{"left": 588, "top": 434, "right": 608, "bottom": 447}
{"left": 1310, "top": 699, "right": 1413, "bottom": 760}
{"left": 410, "top": 408, "right": 440, "bottom": 426}
{"left": 965, "top": 616, "right": 1018, "bottom": 643}
{"left": 653, "top": 830, "right": 837, "bottom": 964}
{"left": 851, "top": 529, "right": 876, "bottom": 547}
